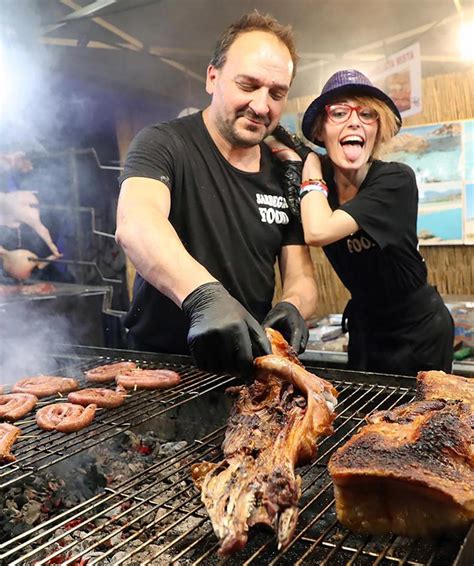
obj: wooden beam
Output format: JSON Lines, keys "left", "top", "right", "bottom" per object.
{"left": 59, "top": 0, "right": 143, "bottom": 49}
{"left": 40, "top": 36, "right": 118, "bottom": 49}
{"left": 159, "top": 57, "right": 205, "bottom": 83}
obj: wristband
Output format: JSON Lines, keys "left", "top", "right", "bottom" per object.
{"left": 300, "top": 178, "right": 326, "bottom": 190}
{"left": 300, "top": 182, "right": 329, "bottom": 197}
{"left": 300, "top": 185, "right": 329, "bottom": 200}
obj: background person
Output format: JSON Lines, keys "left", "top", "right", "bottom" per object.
{"left": 270, "top": 69, "right": 453, "bottom": 376}
{"left": 116, "top": 12, "right": 318, "bottom": 378}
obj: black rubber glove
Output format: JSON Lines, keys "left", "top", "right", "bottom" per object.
{"left": 182, "top": 282, "right": 271, "bottom": 378}
{"left": 272, "top": 125, "right": 315, "bottom": 220}
{"left": 262, "top": 301, "right": 309, "bottom": 354}
{"left": 272, "top": 124, "right": 313, "bottom": 162}
{"left": 280, "top": 160, "right": 303, "bottom": 220}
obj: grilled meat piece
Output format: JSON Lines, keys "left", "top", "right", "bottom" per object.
{"left": 0, "top": 423, "right": 21, "bottom": 463}
{"left": 68, "top": 388, "right": 126, "bottom": 409}
{"left": 115, "top": 368, "right": 181, "bottom": 390}
{"left": 192, "top": 329, "right": 338, "bottom": 555}
{"left": 0, "top": 393, "right": 38, "bottom": 421}
{"left": 86, "top": 361, "right": 137, "bottom": 383}
{"left": 36, "top": 402, "right": 96, "bottom": 433}
{"left": 417, "top": 370, "right": 474, "bottom": 411}
{"left": 328, "top": 399, "right": 474, "bottom": 537}
{"left": 12, "top": 376, "right": 78, "bottom": 398}
{"left": 19, "top": 282, "right": 57, "bottom": 295}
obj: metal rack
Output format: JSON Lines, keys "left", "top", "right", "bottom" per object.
{"left": 0, "top": 348, "right": 472, "bottom": 565}
{"left": 0, "top": 354, "right": 236, "bottom": 490}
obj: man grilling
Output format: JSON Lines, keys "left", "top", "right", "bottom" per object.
{"left": 116, "top": 11, "right": 318, "bottom": 378}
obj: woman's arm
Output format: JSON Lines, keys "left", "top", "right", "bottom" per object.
{"left": 301, "top": 154, "right": 359, "bottom": 246}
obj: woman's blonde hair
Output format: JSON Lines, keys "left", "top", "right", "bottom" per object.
{"left": 310, "top": 95, "right": 400, "bottom": 158}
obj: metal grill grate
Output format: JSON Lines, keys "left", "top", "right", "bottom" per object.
{"left": 0, "top": 349, "right": 237, "bottom": 489}
{"left": 1, "top": 361, "right": 472, "bottom": 566}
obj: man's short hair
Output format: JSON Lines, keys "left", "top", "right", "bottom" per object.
{"left": 209, "top": 10, "right": 298, "bottom": 80}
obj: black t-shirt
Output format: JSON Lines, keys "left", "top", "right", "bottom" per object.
{"left": 119, "top": 112, "right": 304, "bottom": 353}
{"left": 322, "top": 159, "right": 427, "bottom": 307}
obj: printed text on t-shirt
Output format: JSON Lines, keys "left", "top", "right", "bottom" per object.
{"left": 346, "top": 235, "right": 376, "bottom": 253}
{"left": 256, "top": 193, "right": 290, "bottom": 225}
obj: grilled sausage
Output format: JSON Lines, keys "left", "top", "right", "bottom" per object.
{"left": 68, "top": 388, "right": 126, "bottom": 409}
{"left": 115, "top": 368, "right": 181, "bottom": 390}
{"left": 36, "top": 403, "right": 96, "bottom": 433}
{"left": 0, "top": 393, "right": 38, "bottom": 421}
{"left": 12, "top": 376, "right": 78, "bottom": 398}
{"left": 0, "top": 423, "right": 21, "bottom": 463}
{"left": 85, "top": 361, "right": 137, "bottom": 383}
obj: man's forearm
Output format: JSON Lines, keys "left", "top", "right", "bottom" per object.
{"left": 281, "top": 276, "right": 318, "bottom": 320}
{"left": 116, "top": 213, "right": 217, "bottom": 307}
{"left": 278, "top": 245, "right": 318, "bottom": 320}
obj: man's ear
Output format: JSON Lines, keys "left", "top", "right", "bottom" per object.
{"left": 206, "top": 65, "right": 218, "bottom": 95}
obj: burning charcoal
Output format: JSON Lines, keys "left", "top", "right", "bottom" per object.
{"left": 159, "top": 441, "right": 187, "bottom": 456}
{"left": 5, "top": 498, "right": 19, "bottom": 513}
{"left": 112, "top": 551, "right": 142, "bottom": 565}
{"left": 14, "top": 493, "right": 28, "bottom": 508}
{"left": 22, "top": 500, "right": 42, "bottom": 525}
{"left": 54, "top": 529, "right": 74, "bottom": 545}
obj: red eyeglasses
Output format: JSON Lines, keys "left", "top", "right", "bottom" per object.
{"left": 325, "top": 103, "right": 379, "bottom": 125}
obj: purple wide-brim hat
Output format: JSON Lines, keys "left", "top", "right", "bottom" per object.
{"left": 301, "top": 69, "right": 402, "bottom": 146}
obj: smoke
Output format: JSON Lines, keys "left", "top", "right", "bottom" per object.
{"left": 0, "top": 3, "right": 58, "bottom": 154}
{"left": 0, "top": 300, "right": 79, "bottom": 383}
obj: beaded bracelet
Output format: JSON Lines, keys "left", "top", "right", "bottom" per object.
{"left": 300, "top": 184, "right": 329, "bottom": 200}
{"left": 300, "top": 178, "right": 326, "bottom": 190}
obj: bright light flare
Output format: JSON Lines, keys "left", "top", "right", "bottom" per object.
{"left": 459, "top": 20, "right": 474, "bottom": 60}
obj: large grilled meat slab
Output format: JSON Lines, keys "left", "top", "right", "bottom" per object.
{"left": 328, "top": 398, "right": 474, "bottom": 537}
{"left": 192, "top": 329, "right": 338, "bottom": 555}
{"left": 416, "top": 370, "right": 474, "bottom": 411}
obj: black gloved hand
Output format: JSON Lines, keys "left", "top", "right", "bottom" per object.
{"left": 262, "top": 301, "right": 309, "bottom": 354}
{"left": 272, "top": 124, "right": 313, "bottom": 162}
{"left": 182, "top": 282, "right": 271, "bottom": 378}
{"left": 280, "top": 160, "right": 303, "bottom": 220}
{"left": 272, "top": 125, "right": 315, "bottom": 220}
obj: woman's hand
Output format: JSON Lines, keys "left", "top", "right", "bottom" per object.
{"left": 264, "top": 136, "right": 301, "bottom": 162}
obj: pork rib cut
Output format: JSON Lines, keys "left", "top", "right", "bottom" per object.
{"left": 416, "top": 370, "right": 474, "bottom": 411}
{"left": 328, "top": 397, "right": 474, "bottom": 537}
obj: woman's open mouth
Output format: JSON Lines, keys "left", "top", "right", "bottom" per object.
{"left": 340, "top": 135, "right": 365, "bottom": 161}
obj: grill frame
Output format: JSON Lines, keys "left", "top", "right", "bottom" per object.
{"left": 0, "top": 346, "right": 237, "bottom": 490}
{"left": 0, "top": 345, "right": 473, "bottom": 565}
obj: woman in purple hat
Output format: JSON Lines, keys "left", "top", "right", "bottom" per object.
{"left": 270, "top": 69, "right": 453, "bottom": 376}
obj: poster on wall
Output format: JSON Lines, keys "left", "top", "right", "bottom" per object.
{"left": 464, "top": 121, "right": 474, "bottom": 244}
{"left": 381, "top": 120, "right": 472, "bottom": 245}
{"left": 371, "top": 42, "right": 422, "bottom": 119}
{"left": 466, "top": 183, "right": 474, "bottom": 243}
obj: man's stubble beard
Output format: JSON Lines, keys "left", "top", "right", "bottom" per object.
{"left": 218, "top": 111, "right": 273, "bottom": 149}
